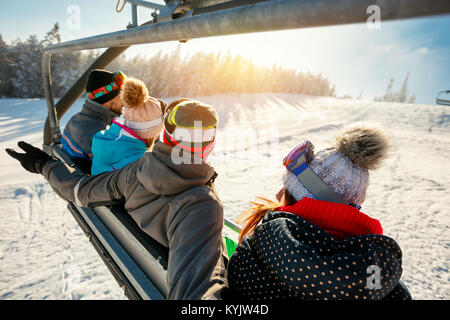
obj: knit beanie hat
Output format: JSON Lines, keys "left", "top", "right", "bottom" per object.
{"left": 120, "top": 78, "right": 164, "bottom": 141}
{"left": 282, "top": 123, "right": 390, "bottom": 207}
{"left": 162, "top": 99, "right": 218, "bottom": 161}
{"left": 86, "top": 69, "right": 123, "bottom": 105}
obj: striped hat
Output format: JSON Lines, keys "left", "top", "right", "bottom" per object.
{"left": 162, "top": 99, "right": 218, "bottom": 161}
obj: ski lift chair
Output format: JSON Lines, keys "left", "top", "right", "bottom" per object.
{"left": 436, "top": 90, "right": 450, "bottom": 106}
{"left": 40, "top": 0, "right": 450, "bottom": 300}
{"left": 46, "top": 143, "right": 170, "bottom": 300}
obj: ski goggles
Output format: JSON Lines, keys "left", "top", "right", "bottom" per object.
{"left": 87, "top": 70, "right": 127, "bottom": 100}
{"left": 163, "top": 128, "right": 216, "bottom": 161}
{"left": 283, "top": 141, "right": 361, "bottom": 210}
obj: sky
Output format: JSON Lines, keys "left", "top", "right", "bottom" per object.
{"left": 0, "top": 0, "right": 449, "bottom": 104}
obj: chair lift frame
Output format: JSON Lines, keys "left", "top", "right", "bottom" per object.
{"left": 40, "top": 0, "right": 450, "bottom": 300}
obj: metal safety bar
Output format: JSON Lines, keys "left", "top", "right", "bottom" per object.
{"left": 225, "top": 217, "right": 243, "bottom": 234}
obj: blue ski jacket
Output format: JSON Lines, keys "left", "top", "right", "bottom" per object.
{"left": 91, "top": 116, "right": 148, "bottom": 175}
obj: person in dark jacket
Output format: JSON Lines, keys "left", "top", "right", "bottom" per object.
{"left": 6, "top": 99, "right": 227, "bottom": 300}
{"left": 227, "top": 123, "right": 411, "bottom": 300}
{"left": 61, "top": 69, "right": 126, "bottom": 173}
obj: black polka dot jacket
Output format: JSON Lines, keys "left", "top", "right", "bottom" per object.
{"left": 227, "top": 211, "right": 411, "bottom": 300}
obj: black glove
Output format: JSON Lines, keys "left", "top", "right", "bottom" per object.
{"left": 5, "top": 141, "right": 53, "bottom": 174}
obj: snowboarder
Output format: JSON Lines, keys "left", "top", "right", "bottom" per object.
{"left": 226, "top": 123, "right": 411, "bottom": 300}
{"left": 6, "top": 99, "right": 227, "bottom": 300}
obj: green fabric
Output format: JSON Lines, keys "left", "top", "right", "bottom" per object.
{"left": 224, "top": 236, "right": 238, "bottom": 258}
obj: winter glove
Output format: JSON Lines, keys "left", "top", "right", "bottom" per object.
{"left": 5, "top": 141, "right": 53, "bottom": 174}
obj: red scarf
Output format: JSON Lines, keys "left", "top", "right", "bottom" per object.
{"left": 277, "top": 198, "right": 383, "bottom": 240}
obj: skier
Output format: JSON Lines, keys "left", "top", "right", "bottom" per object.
{"left": 226, "top": 123, "right": 411, "bottom": 300}
{"left": 6, "top": 99, "right": 227, "bottom": 300}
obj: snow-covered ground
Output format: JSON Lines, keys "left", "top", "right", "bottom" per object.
{"left": 0, "top": 94, "right": 448, "bottom": 300}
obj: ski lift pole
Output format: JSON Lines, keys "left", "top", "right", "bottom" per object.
{"left": 132, "top": 3, "right": 138, "bottom": 26}
{"left": 42, "top": 52, "right": 60, "bottom": 144}
{"left": 120, "top": 0, "right": 166, "bottom": 26}
{"left": 123, "top": 0, "right": 165, "bottom": 11}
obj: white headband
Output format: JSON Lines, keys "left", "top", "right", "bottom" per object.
{"left": 168, "top": 127, "right": 216, "bottom": 143}
{"left": 123, "top": 116, "right": 163, "bottom": 131}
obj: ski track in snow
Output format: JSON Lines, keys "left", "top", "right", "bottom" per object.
{"left": 0, "top": 94, "right": 449, "bottom": 300}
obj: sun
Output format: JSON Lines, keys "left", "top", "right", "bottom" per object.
{"left": 126, "top": 28, "right": 319, "bottom": 70}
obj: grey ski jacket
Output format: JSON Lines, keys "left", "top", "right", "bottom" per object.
{"left": 43, "top": 142, "right": 228, "bottom": 300}
{"left": 61, "top": 98, "right": 119, "bottom": 160}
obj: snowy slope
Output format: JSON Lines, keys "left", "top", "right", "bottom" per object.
{"left": 0, "top": 99, "right": 127, "bottom": 299}
{"left": 0, "top": 94, "right": 449, "bottom": 300}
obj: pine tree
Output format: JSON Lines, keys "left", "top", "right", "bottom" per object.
{"left": 378, "top": 77, "right": 394, "bottom": 102}
{"left": 42, "top": 23, "right": 61, "bottom": 46}
{"left": 0, "top": 34, "right": 10, "bottom": 96}
{"left": 408, "top": 93, "right": 416, "bottom": 104}
{"left": 3, "top": 29, "right": 336, "bottom": 99}
{"left": 357, "top": 91, "right": 363, "bottom": 100}
{"left": 166, "top": 45, "right": 183, "bottom": 97}
{"left": 7, "top": 34, "right": 43, "bottom": 97}
{"left": 397, "top": 72, "right": 410, "bottom": 103}
{"left": 329, "top": 84, "right": 336, "bottom": 98}
{"left": 374, "top": 73, "right": 416, "bottom": 104}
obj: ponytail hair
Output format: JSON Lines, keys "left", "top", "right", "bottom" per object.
{"left": 237, "top": 189, "right": 296, "bottom": 242}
